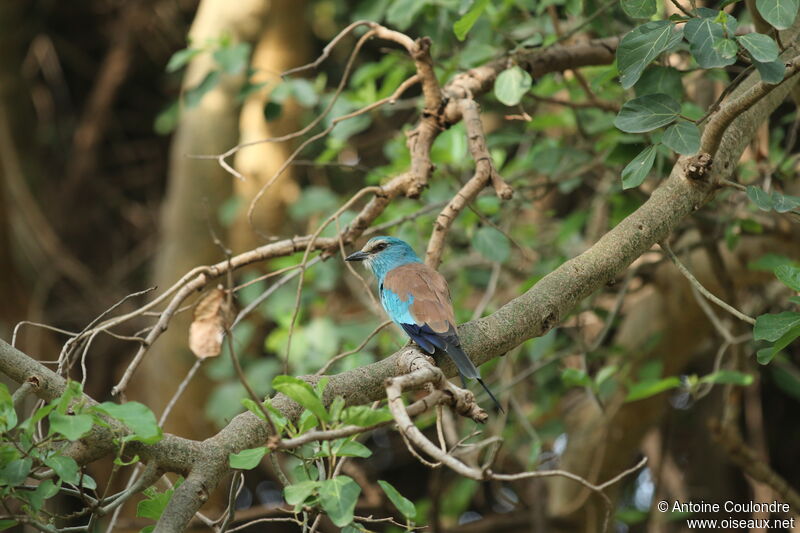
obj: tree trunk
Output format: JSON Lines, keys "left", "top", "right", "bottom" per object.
{"left": 128, "top": 0, "right": 271, "bottom": 438}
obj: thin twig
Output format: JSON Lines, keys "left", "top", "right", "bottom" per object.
{"left": 661, "top": 243, "right": 755, "bottom": 325}
{"left": 315, "top": 320, "right": 392, "bottom": 375}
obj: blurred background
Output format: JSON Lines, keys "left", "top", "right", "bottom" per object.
{"left": 1, "top": 0, "right": 799, "bottom": 531}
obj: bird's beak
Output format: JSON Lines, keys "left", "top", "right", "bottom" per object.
{"left": 345, "top": 251, "right": 369, "bottom": 262}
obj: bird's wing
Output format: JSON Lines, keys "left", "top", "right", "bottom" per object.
{"left": 383, "top": 264, "right": 477, "bottom": 372}
{"left": 382, "top": 263, "right": 456, "bottom": 334}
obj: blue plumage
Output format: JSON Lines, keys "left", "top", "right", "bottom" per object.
{"left": 346, "top": 236, "right": 502, "bottom": 412}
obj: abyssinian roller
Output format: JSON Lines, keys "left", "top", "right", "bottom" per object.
{"left": 345, "top": 236, "right": 502, "bottom": 412}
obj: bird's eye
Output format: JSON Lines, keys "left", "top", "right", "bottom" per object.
{"left": 372, "top": 243, "right": 388, "bottom": 252}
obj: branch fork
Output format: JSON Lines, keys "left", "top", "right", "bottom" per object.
{"left": 389, "top": 347, "right": 489, "bottom": 424}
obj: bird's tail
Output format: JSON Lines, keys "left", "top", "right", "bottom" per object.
{"left": 477, "top": 377, "right": 504, "bottom": 413}
{"left": 448, "top": 342, "right": 504, "bottom": 413}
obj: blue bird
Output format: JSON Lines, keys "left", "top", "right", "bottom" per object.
{"left": 345, "top": 236, "right": 502, "bottom": 412}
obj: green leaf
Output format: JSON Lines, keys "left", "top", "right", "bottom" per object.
{"left": 94, "top": 402, "right": 162, "bottom": 444}
{"left": 315, "top": 377, "right": 330, "bottom": 399}
{"left": 754, "top": 312, "right": 800, "bottom": 341}
{"left": 626, "top": 377, "right": 682, "bottom": 401}
{"left": 297, "top": 409, "right": 319, "bottom": 434}
{"left": 49, "top": 412, "right": 93, "bottom": 441}
{"left": 621, "top": 0, "right": 657, "bottom": 18}
{"left": 26, "top": 479, "right": 59, "bottom": 511}
{"left": 757, "top": 325, "right": 800, "bottom": 364}
{"left": 78, "top": 474, "right": 97, "bottom": 490}
{"left": 284, "top": 480, "right": 319, "bottom": 506}
{"left": 0, "top": 384, "right": 16, "bottom": 432}
{"left": 166, "top": 48, "right": 201, "bottom": 72}
{"left": 38, "top": 478, "right": 60, "bottom": 499}
{"left": 596, "top": 365, "right": 618, "bottom": 386}
{"left": 288, "top": 79, "right": 319, "bottom": 107}
{"left": 756, "top": 0, "right": 799, "bottom": 29}
{"left": 662, "top": 121, "right": 700, "bottom": 155}
{"left": 621, "top": 145, "right": 658, "bottom": 189}
{"left": 335, "top": 440, "right": 372, "bottom": 458}
{"left": 472, "top": 226, "right": 511, "bottom": 263}
{"left": 184, "top": 70, "right": 221, "bottom": 108}
{"left": 56, "top": 381, "right": 84, "bottom": 414}
{"left": 319, "top": 476, "right": 361, "bottom": 527}
{"left": 754, "top": 59, "right": 786, "bottom": 84}
{"left": 341, "top": 405, "right": 393, "bottom": 427}
{"left": 699, "top": 370, "right": 753, "bottom": 385}
{"left": 21, "top": 402, "right": 54, "bottom": 433}
{"left": 289, "top": 186, "right": 338, "bottom": 220}
{"left": 272, "top": 375, "right": 329, "bottom": 423}
{"left": 713, "top": 38, "right": 738, "bottom": 59}
{"left": 737, "top": 33, "right": 780, "bottom": 62}
{"left": 45, "top": 455, "right": 80, "bottom": 484}
{"left": 0, "top": 520, "right": 18, "bottom": 531}
{"left": 378, "top": 480, "right": 417, "bottom": 519}
{"left": 772, "top": 361, "right": 800, "bottom": 400}
{"left": 757, "top": 347, "right": 778, "bottom": 365}
{"left": 561, "top": 368, "right": 591, "bottom": 387}
{"left": 229, "top": 447, "right": 268, "bottom": 470}
{"left": 137, "top": 484, "right": 177, "bottom": 521}
{"left": 213, "top": 42, "right": 251, "bottom": 75}
{"left": 614, "top": 93, "right": 680, "bottom": 133}
{"left": 634, "top": 66, "right": 684, "bottom": 100}
{"left": 238, "top": 80, "right": 267, "bottom": 102}
{"left": 241, "top": 398, "right": 268, "bottom": 421}
{"left": 386, "top": 0, "right": 427, "bottom": 31}
{"left": 329, "top": 396, "right": 346, "bottom": 423}
{"left": 494, "top": 66, "right": 533, "bottom": 106}
{"left": 684, "top": 14, "right": 738, "bottom": 68}
{"left": 0, "top": 458, "right": 32, "bottom": 486}
{"left": 772, "top": 191, "right": 800, "bottom": 212}
{"left": 453, "top": 0, "right": 490, "bottom": 41}
{"left": 747, "top": 186, "right": 774, "bottom": 210}
{"left": 154, "top": 100, "right": 180, "bottom": 135}
{"left": 747, "top": 186, "right": 800, "bottom": 212}
{"left": 263, "top": 399, "right": 289, "bottom": 432}
{"left": 776, "top": 265, "right": 800, "bottom": 291}
{"left": 747, "top": 253, "right": 798, "bottom": 271}
{"left": 617, "top": 21, "right": 683, "bottom": 89}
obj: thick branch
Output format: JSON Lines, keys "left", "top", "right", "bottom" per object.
{"left": 0, "top": 340, "right": 201, "bottom": 474}
{"left": 442, "top": 37, "right": 619, "bottom": 123}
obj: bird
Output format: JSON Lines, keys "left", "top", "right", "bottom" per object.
{"left": 345, "top": 236, "right": 502, "bottom": 412}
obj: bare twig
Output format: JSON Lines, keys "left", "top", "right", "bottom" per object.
{"left": 315, "top": 320, "right": 392, "bottom": 375}
{"left": 661, "top": 243, "right": 756, "bottom": 325}
{"left": 426, "top": 98, "right": 513, "bottom": 268}
{"left": 533, "top": 94, "right": 620, "bottom": 112}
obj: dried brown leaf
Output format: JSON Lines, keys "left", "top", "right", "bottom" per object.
{"left": 189, "top": 287, "right": 233, "bottom": 359}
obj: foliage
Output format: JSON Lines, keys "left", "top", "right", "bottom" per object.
{"left": 0, "top": 381, "right": 161, "bottom": 528}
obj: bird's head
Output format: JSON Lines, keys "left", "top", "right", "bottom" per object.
{"left": 345, "top": 236, "right": 421, "bottom": 279}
